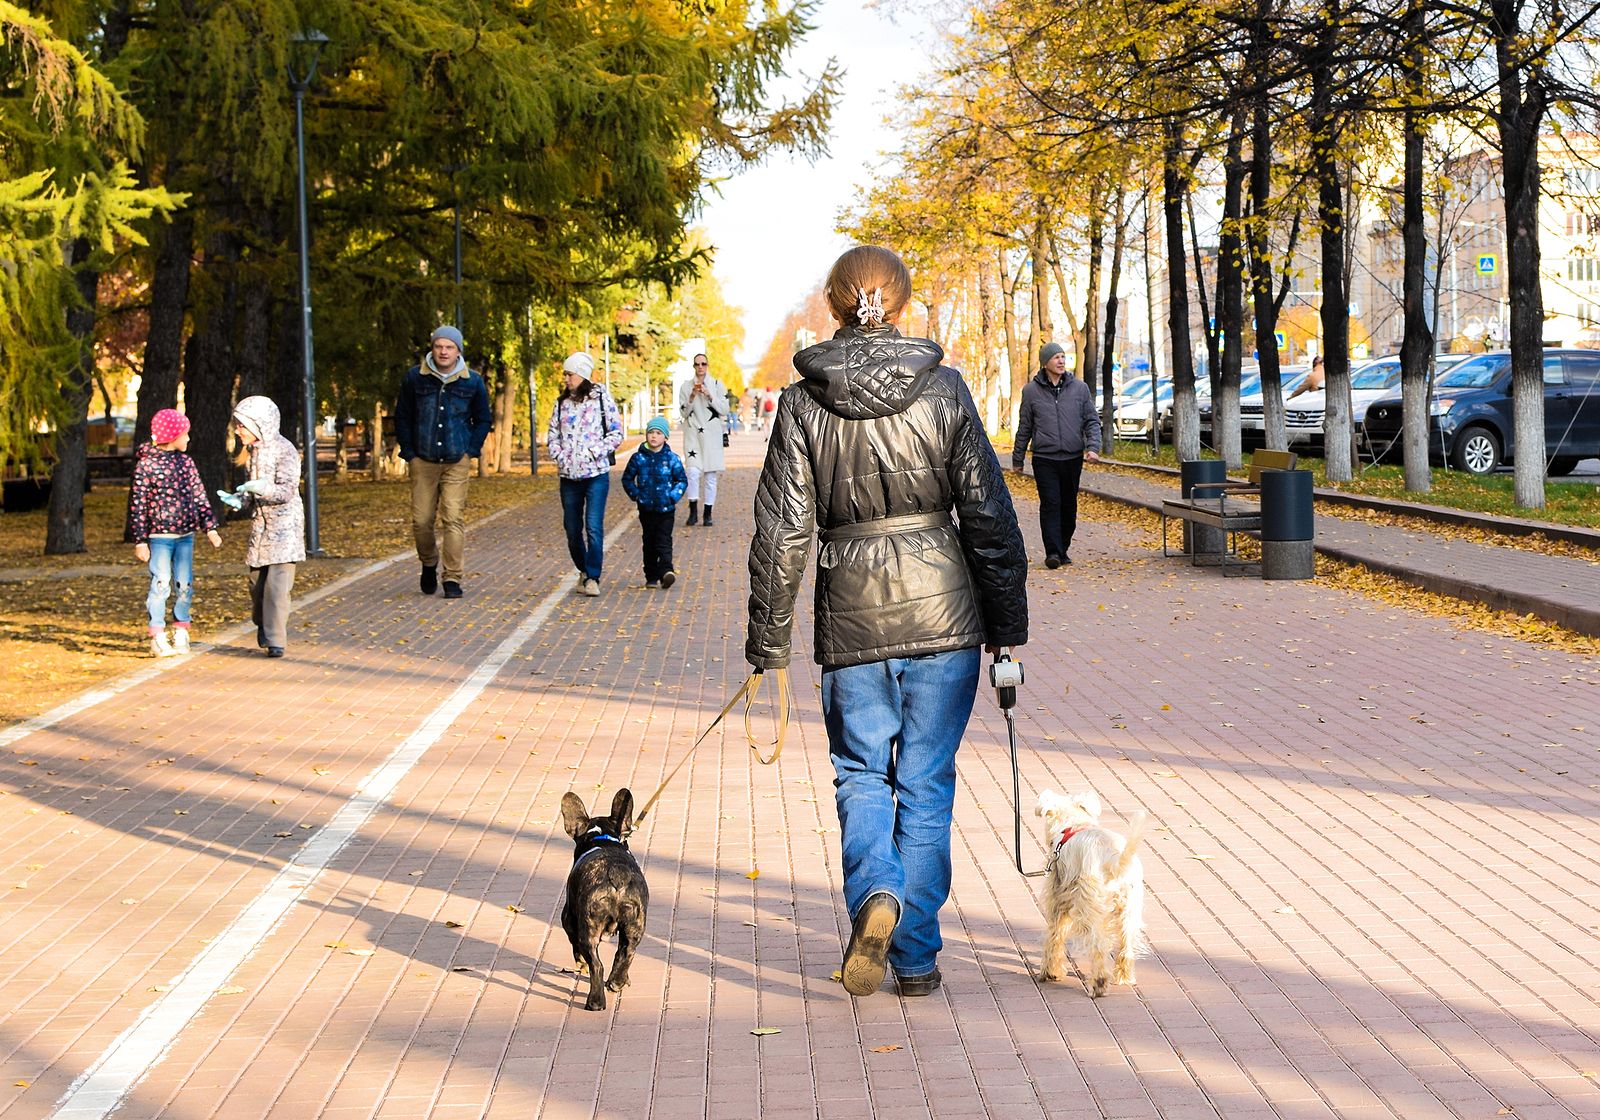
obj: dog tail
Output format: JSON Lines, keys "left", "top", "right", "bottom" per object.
{"left": 1110, "top": 810, "right": 1149, "bottom": 881}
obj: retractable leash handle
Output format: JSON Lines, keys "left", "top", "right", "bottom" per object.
{"left": 990, "top": 650, "right": 1045, "bottom": 878}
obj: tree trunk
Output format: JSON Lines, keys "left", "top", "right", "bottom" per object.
{"left": 496, "top": 361, "right": 516, "bottom": 472}
{"left": 1100, "top": 189, "right": 1127, "bottom": 455}
{"left": 45, "top": 243, "right": 99, "bottom": 555}
{"left": 132, "top": 207, "right": 193, "bottom": 450}
{"left": 1218, "top": 108, "right": 1248, "bottom": 469}
{"left": 1249, "top": 95, "right": 1286, "bottom": 451}
{"left": 1399, "top": 0, "right": 1435, "bottom": 491}
{"left": 1049, "top": 234, "right": 1083, "bottom": 362}
{"left": 998, "top": 246, "right": 1026, "bottom": 429}
{"left": 1492, "top": 0, "right": 1548, "bottom": 508}
{"left": 978, "top": 264, "right": 998, "bottom": 428}
{"left": 1081, "top": 184, "right": 1105, "bottom": 395}
{"left": 1164, "top": 120, "right": 1199, "bottom": 461}
{"left": 1310, "top": 22, "right": 1353, "bottom": 480}
{"left": 1031, "top": 213, "right": 1053, "bottom": 348}
{"left": 1188, "top": 193, "right": 1218, "bottom": 403}
{"left": 185, "top": 228, "right": 242, "bottom": 514}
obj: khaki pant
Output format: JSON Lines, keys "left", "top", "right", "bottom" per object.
{"left": 249, "top": 563, "right": 296, "bottom": 649}
{"left": 410, "top": 457, "right": 470, "bottom": 582}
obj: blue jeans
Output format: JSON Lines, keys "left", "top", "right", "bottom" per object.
{"left": 559, "top": 474, "right": 610, "bottom": 580}
{"left": 145, "top": 534, "right": 195, "bottom": 632}
{"left": 821, "top": 647, "right": 980, "bottom": 977}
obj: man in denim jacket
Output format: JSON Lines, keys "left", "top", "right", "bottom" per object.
{"left": 394, "top": 325, "right": 493, "bottom": 599}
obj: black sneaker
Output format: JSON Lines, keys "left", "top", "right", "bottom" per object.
{"left": 256, "top": 627, "right": 267, "bottom": 649}
{"left": 420, "top": 564, "right": 438, "bottom": 595}
{"left": 1045, "top": 554, "right": 1062, "bottom": 569}
{"left": 442, "top": 581, "right": 463, "bottom": 599}
{"left": 841, "top": 893, "right": 899, "bottom": 997}
{"left": 266, "top": 647, "right": 285, "bottom": 659}
{"left": 1062, "top": 553, "right": 1074, "bottom": 565}
{"left": 659, "top": 570, "right": 676, "bottom": 590}
{"left": 897, "top": 968, "right": 942, "bottom": 997}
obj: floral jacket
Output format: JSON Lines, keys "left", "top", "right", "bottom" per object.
{"left": 127, "top": 444, "right": 220, "bottom": 542}
{"left": 622, "top": 442, "right": 688, "bottom": 513}
{"left": 546, "top": 385, "right": 624, "bottom": 480}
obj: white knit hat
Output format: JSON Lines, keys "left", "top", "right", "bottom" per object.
{"left": 562, "top": 351, "right": 595, "bottom": 378}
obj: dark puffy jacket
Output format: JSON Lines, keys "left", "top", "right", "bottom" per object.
{"left": 127, "top": 444, "right": 219, "bottom": 542}
{"left": 1013, "top": 370, "right": 1101, "bottom": 466}
{"left": 394, "top": 365, "right": 493, "bottom": 464}
{"left": 746, "top": 326, "right": 1028, "bottom": 670}
{"left": 622, "top": 442, "right": 688, "bottom": 512}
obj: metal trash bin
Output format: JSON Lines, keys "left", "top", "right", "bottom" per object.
{"left": 1179, "top": 459, "right": 1228, "bottom": 557}
{"left": 1260, "top": 468, "right": 1314, "bottom": 579}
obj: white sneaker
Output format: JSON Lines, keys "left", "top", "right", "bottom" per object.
{"left": 149, "top": 632, "right": 177, "bottom": 657}
{"left": 582, "top": 578, "right": 600, "bottom": 597}
{"left": 171, "top": 629, "right": 191, "bottom": 654}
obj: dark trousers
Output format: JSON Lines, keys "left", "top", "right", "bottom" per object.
{"left": 1033, "top": 455, "right": 1085, "bottom": 558}
{"left": 638, "top": 507, "right": 675, "bottom": 582}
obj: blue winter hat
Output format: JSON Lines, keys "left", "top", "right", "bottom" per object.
{"left": 431, "top": 325, "right": 464, "bottom": 349}
{"left": 645, "top": 416, "right": 670, "bottom": 437}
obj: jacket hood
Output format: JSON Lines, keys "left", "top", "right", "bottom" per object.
{"left": 233, "top": 395, "right": 282, "bottom": 442}
{"left": 793, "top": 326, "right": 944, "bottom": 420}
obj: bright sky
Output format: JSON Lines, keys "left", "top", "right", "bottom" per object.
{"left": 699, "top": 1, "right": 936, "bottom": 368}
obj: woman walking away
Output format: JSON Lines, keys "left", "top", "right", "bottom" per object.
{"left": 746, "top": 245, "right": 1029, "bottom": 999}
{"left": 230, "top": 396, "right": 305, "bottom": 657}
{"left": 548, "top": 351, "right": 624, "bottom": 596}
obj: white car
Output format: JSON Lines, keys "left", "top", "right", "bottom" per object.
{"left": 1237, "top": 365, "right": 1312, "bottom": 437}
{"left": 1283, "top": 354, "right": 1468, "bottom": 445}
{"left": 1114, "top": 377, "right": 1172, "bottom": 438}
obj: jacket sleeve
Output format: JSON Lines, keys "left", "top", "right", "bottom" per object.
{"left": 394, "top": 372, "right": 415, "bottom": 461}
{"left": 545, "top": 400, "right": 564, "bottom": 464}
{"left": 127, "top": 460, "right": 151, "bottom": 543}
{"left": 600, "top": 388, "right": 624, "bottom": 454}
{"left": 468, "top": 374, "right": 493, "bottom": 457}
{"left": 1080, "top": 383, "right": 1103, "bottom": 453}
{"left": 1012, "top": 383, "right": 1033, "bottom": 469}
{"left": 621, "top": 452, "right": 641, "bottom": 502}
{"left": 257, "top": 438, "right": 300, "bottom": 505}
{"left": 667, "top": 453, "right": 688, "bottom": 505}
{"left": 950, "top": 377, "right": 1029, "bottom": 648}
{"left": 186, "top": 457, "right": 220, "bottom": 531}
{"left": 745, "top": 390, "right": 815, "bottom": 670}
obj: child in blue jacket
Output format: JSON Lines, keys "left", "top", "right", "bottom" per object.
{"left": 621, "top": 416, "right": 688, "bottom": 588}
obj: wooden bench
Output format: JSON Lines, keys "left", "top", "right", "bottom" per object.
{"left": 1161, "top": 449, "right": 1299, "bottom": 574}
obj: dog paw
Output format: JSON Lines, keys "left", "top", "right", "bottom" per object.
{"left": 1089, "top": 978, "right": 1108, "bottom": 998}
{"left": 605, "top": 976, "right": 630, "bottom": 993}
{"left": 1037, "top": 968, "right": 1061, "bottom": 983}
{"left": 584, "top": 995, "right": 607, "bottom": 1011}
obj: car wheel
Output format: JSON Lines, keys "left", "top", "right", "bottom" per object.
{"left": 1547, "top": 456, "right": 1580, "bottom": 476}
{"left": 1451, "top": 426, "right": 1501, "bottom": 474}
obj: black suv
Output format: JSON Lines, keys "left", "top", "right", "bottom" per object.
{"left": 1362, "top": 350, "right": 1600, "bottom": 474}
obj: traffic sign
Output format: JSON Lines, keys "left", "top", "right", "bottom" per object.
{"left": 1273, "top": 331, "right": 1286, "bottom": 349}
{"left": 1477, "top": 254, "right": 1498, "bottom": 275}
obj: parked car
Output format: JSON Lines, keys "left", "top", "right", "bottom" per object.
{"left": 1114, "top": 378, "right": 1172, "bottom": 438}
{"left": 1362, "top": 349, "right": 1600, "bottom": 474}
{"left": 1157, "top": 378, "right": 1213, "bottom": 439}
{"left": 1284, "top": 357, "right": 1401, "bottom": 446}
{"left": 1199, "top": 366, "right": 1310, "bottom": 444}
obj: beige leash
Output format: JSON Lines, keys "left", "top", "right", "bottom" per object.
{"left": 633, "top": 668, "right": 792, "bottom": 828}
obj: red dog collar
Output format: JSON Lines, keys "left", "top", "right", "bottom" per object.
{"left": 1056, "top": 826, "right": 1081, "bottom": 849}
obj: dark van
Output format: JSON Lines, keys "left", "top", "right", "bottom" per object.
{"left": 1362, "top": 349, "right": 1600, "bottom": 474}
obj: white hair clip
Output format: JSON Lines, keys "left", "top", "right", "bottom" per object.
{"left": 856, "top": 286, "right": 885, "bottom": 326}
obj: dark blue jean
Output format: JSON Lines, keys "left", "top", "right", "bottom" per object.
{"left": 559, "top": 473, "right": 610, "bottom": 580}
{"left": 821, "top": 646, "right": 980, "bottom": 977}
{"left": 145, "top": 533, "right": 195, "bottom": 632}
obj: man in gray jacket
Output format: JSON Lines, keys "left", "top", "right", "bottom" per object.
{"left": 1012, "top": 342, "right": 1101, "bottom": 567}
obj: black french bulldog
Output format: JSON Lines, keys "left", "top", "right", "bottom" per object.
{"left": 559, "top": 789, "right": 649, "bottom": 1011}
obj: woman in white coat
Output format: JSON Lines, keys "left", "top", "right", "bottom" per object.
{"left": 677, "top": 353, "right": 727, "bottom": 526}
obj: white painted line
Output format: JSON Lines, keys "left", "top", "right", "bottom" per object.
{"left": 52, "top": 515, "right": 632, "bottom": 1119}
{"left": 1, "top": 508, "right": 517, "bottom": 751}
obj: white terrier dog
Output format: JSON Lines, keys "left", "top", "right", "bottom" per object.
{"left": 1033, "top": 790, "right": 1148, "bottom": 997}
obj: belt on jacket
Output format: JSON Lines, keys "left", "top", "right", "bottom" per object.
{"left": 820, "top": 510, "right": 953, "bottom": 543}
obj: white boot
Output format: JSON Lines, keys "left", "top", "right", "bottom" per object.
{"left": 171, "top": 628, "right": 191, "bottom": 654}
{"left": 150, "top": 631, "right": 177, "bottom": 657}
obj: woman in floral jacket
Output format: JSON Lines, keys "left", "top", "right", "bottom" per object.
{"left": 231, "top": 396, "right": 305, "bottom": 657}
{"left": 547, "top": 351, "right": 624, "bottom": 597}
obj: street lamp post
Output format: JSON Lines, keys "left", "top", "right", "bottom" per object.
{"left": 289, "top": 29, "right": 329, "bottom": 557}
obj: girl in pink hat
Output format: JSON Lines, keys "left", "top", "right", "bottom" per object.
{"left": 127, "top": 408, "right": 222, "bottom": 656}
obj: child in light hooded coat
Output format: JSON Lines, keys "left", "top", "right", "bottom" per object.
{"left": 230, "top": 396, "right": 305, "bottom": 657}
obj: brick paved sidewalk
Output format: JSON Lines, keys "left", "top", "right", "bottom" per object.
{"left": 2, "top": 432, "right": 1598, "bottom": 1119}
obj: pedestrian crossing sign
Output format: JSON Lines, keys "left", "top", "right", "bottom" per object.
{"left": 1273, "top": 331, "right": 1286, "bottom": 349}
{"left": 1477, "top": 254, "right": 1498, "bottom": 275}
